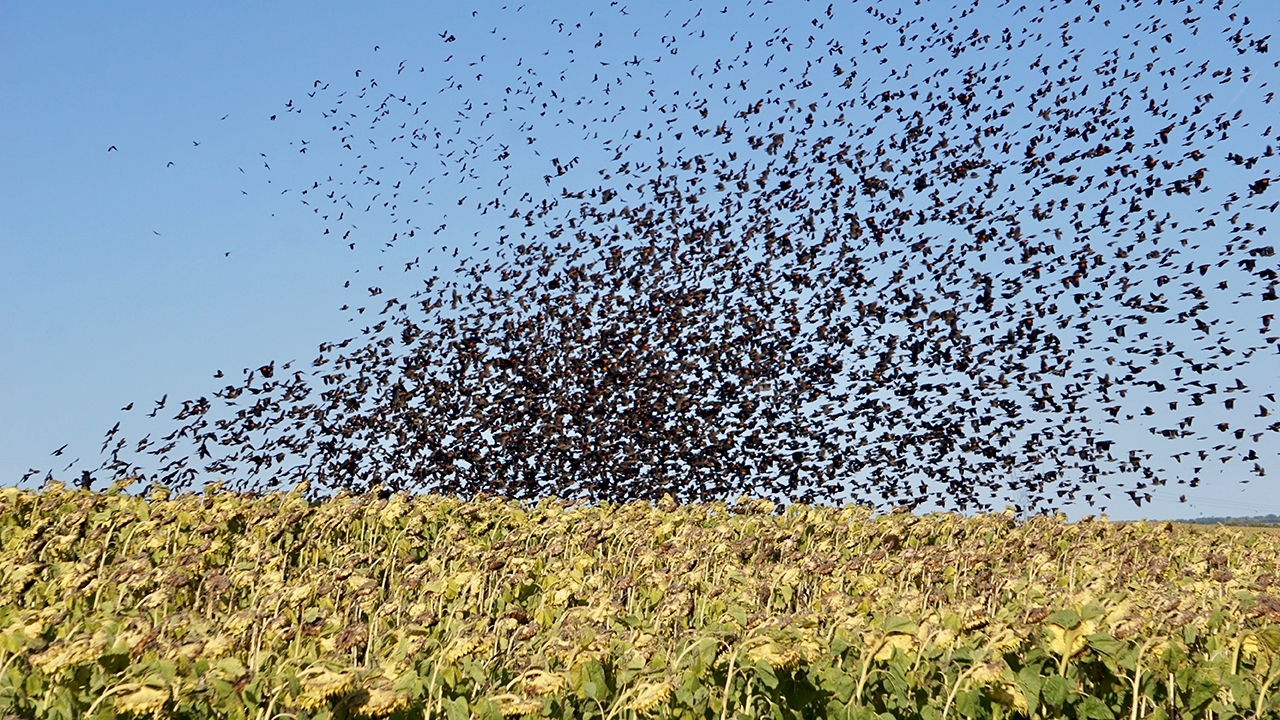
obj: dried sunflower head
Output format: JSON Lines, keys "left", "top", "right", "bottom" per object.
{"left": 984, "top": 624, "right": 1025, "bottom": 653}
{"left": 443, "top": 636, "right": 481, "bottom": 664}
{"left": 747, "top": 641, "right": 801, "bottom": 671}
{"left": 333, "top": 622, "right": 370, "bottom": 653}
{"left": 351, "top": 687, "right": 412, "bottom": 718}
{"left": 201, "top": 634, "right": 235, "bottom": 659}
{"left": 967, "top": 661, "right": 1006, "bottom": 687}
{"left": 224, "top": 610, "right": 260, "bottom": 636}
{"left": 293, "top": 668, "right": 354, "bottom": 710}
{"left": 627, "top": 681, "right": 674, "bottom": 714}
{"left": 31, "top": 638, "right": 98, "bottom": 676}
{"left": 113, "top": 685, "right": 170, "bottom": 717}
{"left": 932, "top": 627, "right": 957, "bottom": 650}
{"left": 796, "top": 638, "right": 824, "bottom": 665}
{"left": 287, "top": 583, "right": 314, "bottom": 604}
{"left": 1046, "top": 619, "right": 1096, "bottom": 659}
{"left": 1241, "top": 633, "right": 1261, "bottom": 657}
{"left": 874, "top": 633, "right": 916, "bottom": 662}
{"left": 987, "top": 680, "right": 1029, "bottom": 714}
{"left": 491, "top": 694, "right": 543, "bottom": 717}
{"left": 5, "top": 609, "right": 43, "bottom": 632}
{"left": 521, "top": 669, "right": 568, "bottom": 697}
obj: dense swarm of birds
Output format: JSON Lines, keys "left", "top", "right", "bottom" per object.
{"left": 49, "top": 0, "right": 1280, "bottom": 514}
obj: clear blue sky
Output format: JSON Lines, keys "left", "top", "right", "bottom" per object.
{"left": 3, "top": 1, "right": 1279, "bottom": 521}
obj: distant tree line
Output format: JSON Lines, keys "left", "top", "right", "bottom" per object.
{"left": 1177, "top": 514, "right": 1280, "bottom": 527}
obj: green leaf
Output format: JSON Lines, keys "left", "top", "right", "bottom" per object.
{"left": 153, "top": 658, "right": 178, "bottom": 683}
{"left": 698, "top": 637, "right": 719, "bottom": 673}
{"left": 753, "top": 659, "right": 779, "bottom": 690}
{"left": 442, "top": 696, "right": 470, "bottom": 720}
{"left": 1187, "top": 670, "right": 1219, "bottom": 712}
{"left": 1045, "top": 609, "right": 1081, "bottom": 630}
{"left": 1182, "top": 624, "right": 1199, "bottom": 647}
{"left": 618, "top": 651, "right": 648, "bottom": 685}
{"left": 1078, "top": 694, "right": 1116, "bottom": 720}
{"left": 955, "top": 688, "right": 983, "bottom": 718}
{"left": 1258, "top": 625, "right": 1280, "bottom": 653}
{"left": 847, "top": 706, "right": 878, "bottom": 720}
{"left": 474, "top": 697, "right": 504, "bottom": 720}
{"left": 1041, "top": 675, "right": 1071, "bottom": 708}
{"left": 882, "top": 617, "right": 917, "bottom": 635}
{"left": 213, "top": 656, "right": 247, "bottom": 679}
{"left": 821, "top": 667, "right": 857, "bottom": 704}
{"left": 1079, "top": 601, "right": 1107, "bottom": 622}
{"left": 571, "top": 659, "right": 608, "bottom": 700}
{"left": 1086, "top": 632, "right": 1125, "bottom": 658}
{"left": 1, "top": 634, "right": 23, "bottom": 654}
{"left": 208, "top": 677, "right": 234, "bottom": 698}
{"left": 24, "top": 670, "right": 44, "bottom": 697}
{"left": 49, "top": 693, "right": 74, "bottom": 720}
{"left": 674, "top": 670, "right": 710, "bottom": 713}
{"left": 831, "top": 635, "right": 849, "bottom": 656}
{"left": 242, "top": 674, "right": 267, "bottom": 707}
{"left": 1017, "top": 666, "right": 1045, "bottom": 716}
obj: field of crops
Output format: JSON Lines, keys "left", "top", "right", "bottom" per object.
{"left": 3, "top": 481, "right": 1280, "bottom": 720}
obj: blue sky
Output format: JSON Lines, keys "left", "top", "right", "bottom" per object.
{"left": 3, "top": 1, "right": 1279, "bottom": 521}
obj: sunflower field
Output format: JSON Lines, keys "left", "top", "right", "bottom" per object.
{"left": 2, "top": 480, "right": 1279, "bottom": 720}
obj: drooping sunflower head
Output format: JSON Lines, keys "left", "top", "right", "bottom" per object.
{"left": 113, "top": 685, "right": 170, "bottom": 717}
{"left": 521, "top": 669, "right": 568, "bottom": 697}
{"left": 627, "top": 681, "right": 674, "bottom": 714}
{"left": 350, "top": 687, "right": 413, "bottom": 718}
{"left": 294, "top": 668, "right": 355, "bottom": 710}
{"left": 491, "top": 694, "right": 544, "bottom": 717}
{"left": 747, "top": 641, "right": 801, "bottom": 671}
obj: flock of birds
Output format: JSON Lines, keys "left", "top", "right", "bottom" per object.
{"left": 44, "top": 0, "right": 1280, "bottom": 514}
